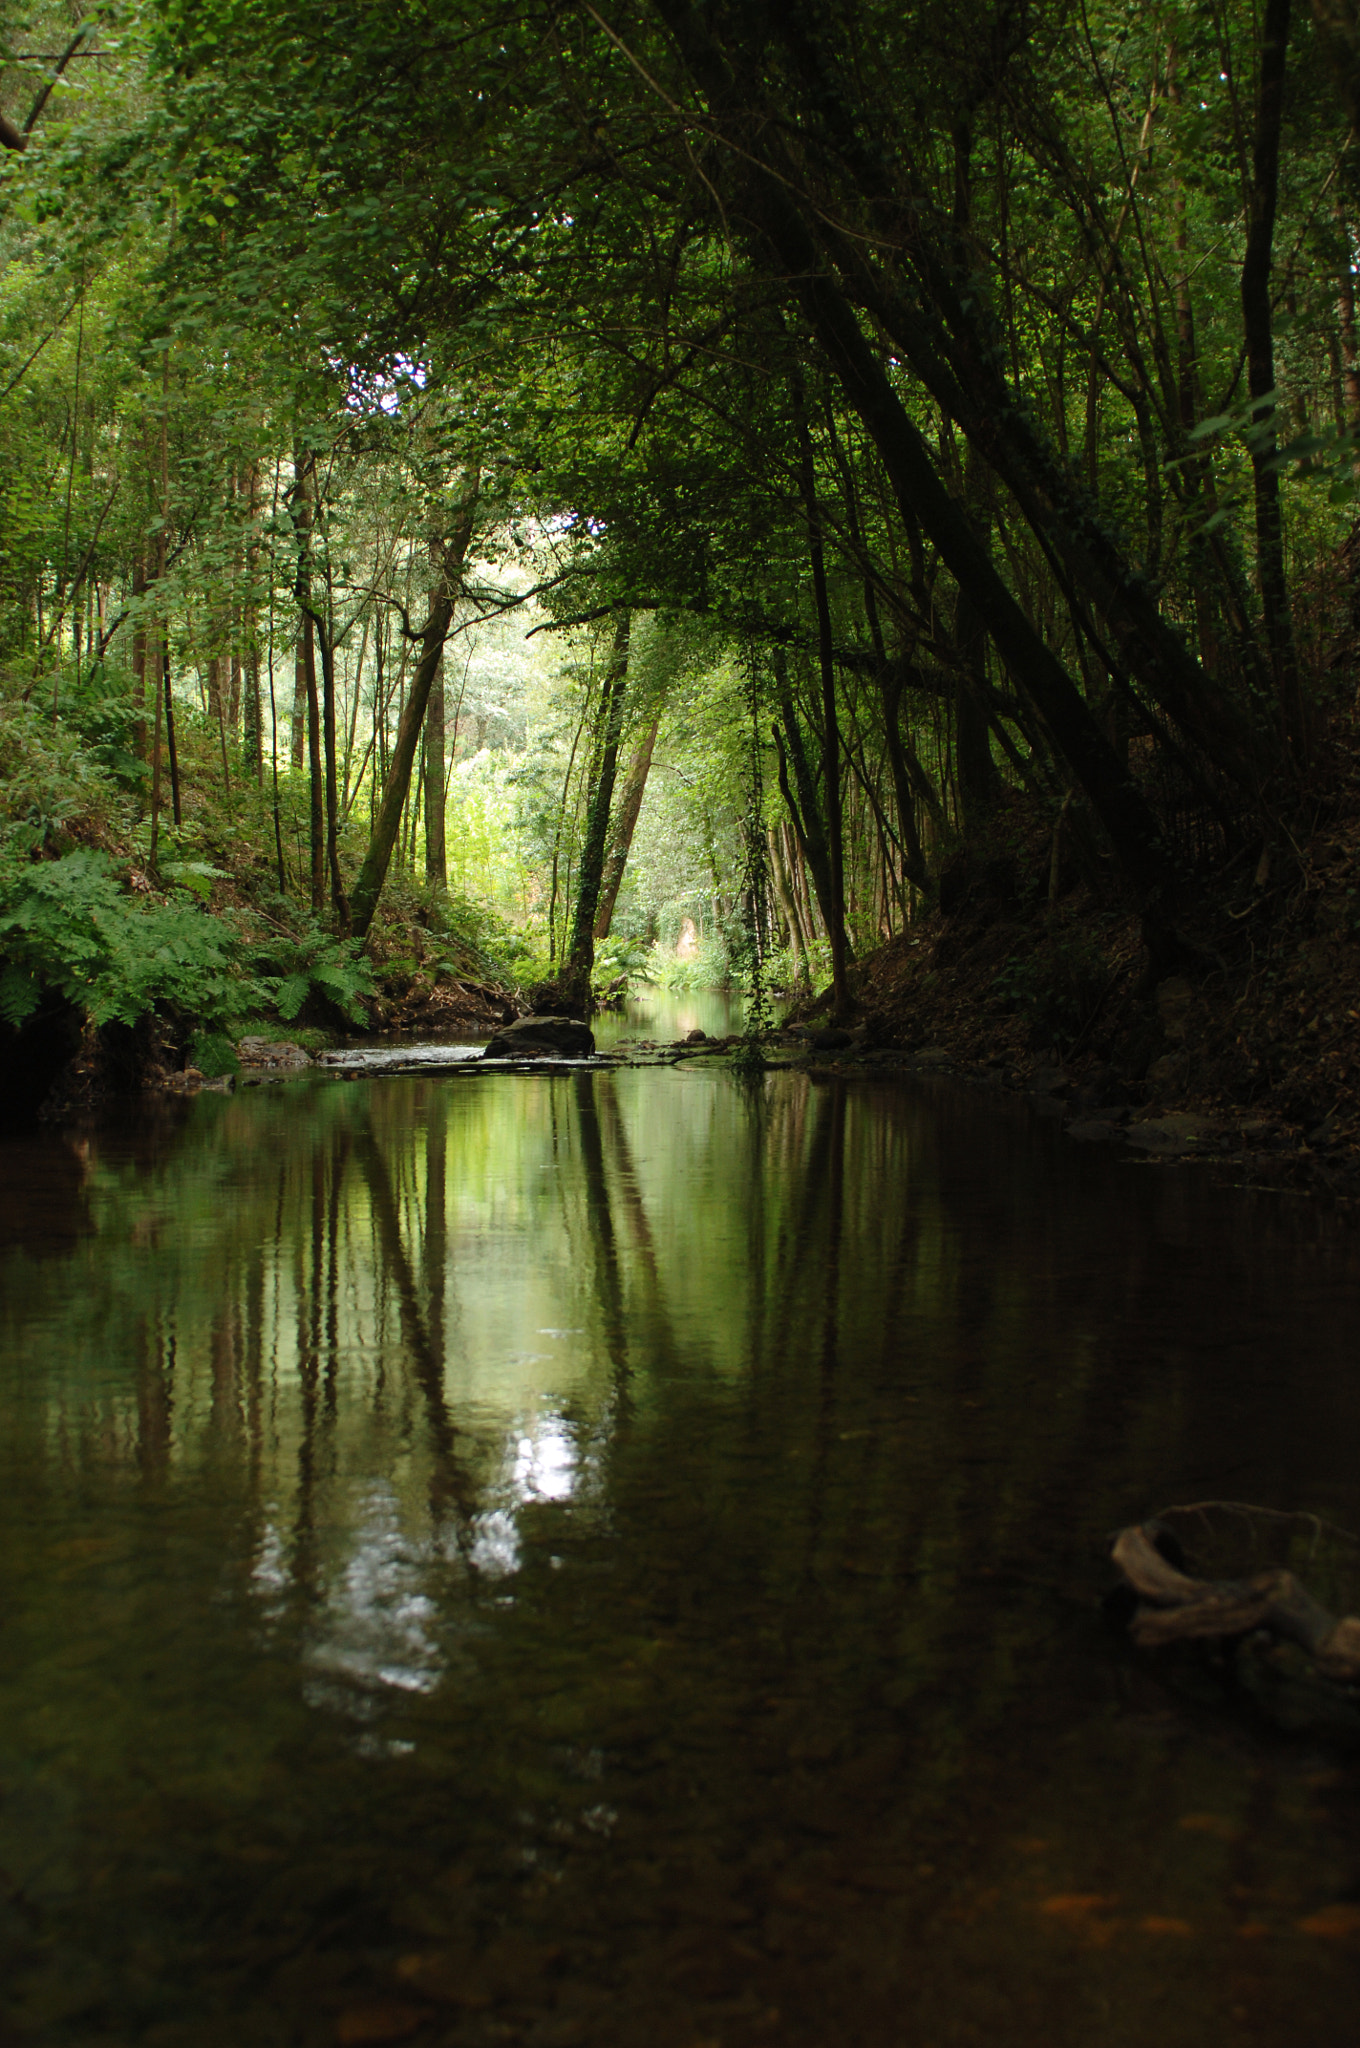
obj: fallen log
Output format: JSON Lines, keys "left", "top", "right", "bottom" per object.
{"left": 1111, "top": 1505, "right": 1360, "bottom": 1684}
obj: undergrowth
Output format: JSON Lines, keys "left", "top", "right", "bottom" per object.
{"left": 0, "top": 691, "right": 512, "bottom": 1073}
{"left": 0, "top": 833, "right": 244, "bottom": 1034}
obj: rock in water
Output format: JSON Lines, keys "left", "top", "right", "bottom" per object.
{"left": 236, "top": 1037, "right": 312, "bottom": 1069}
{"left": 482, "top": 1015, "right": 595, "bottom": 1059}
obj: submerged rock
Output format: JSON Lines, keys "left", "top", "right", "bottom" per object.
{"left": 482, "top": 1014, "right": 595, "bottom": 1059}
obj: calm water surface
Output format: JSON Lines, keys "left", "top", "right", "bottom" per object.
{"left": 1, "top": 1067, "right": 1358, "bottom": 2047}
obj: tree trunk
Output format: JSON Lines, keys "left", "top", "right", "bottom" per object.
{"left": 564, "top": 611, "right": 632, "bottom": 1002}
{"left": 594, "top": 705, "right": 660, "bottom": 940}
{"left": 792, "top": 370, "right": 851, "bottom": 1018}
{"left": 768, "top": 234, "right": 1171, "bottom": 895}
{"left": 877, "top": 667, "right": 935, "bottom": 893}
{"left": 315, "top": 606, "right": 347, "bottom": 924}
{"left": 349, "top": 486, "right": 478, "bottom": 942}
{"left": 666, "top": 0, "right": 1258, "bottom": 788}
{"left": 242, "top": 464, "right": 263, "bottom": 781}
{"left": 788, "top": 820, "right": 820, "bottom": 944}
{"left": 163, "top": 641, "right": 181, "bottom": 828}
{"left": 131, "top": 557, "right": 147, "bottom": 760}
{"left": 772, "top": 680, "right": 849, "bottom": 957}
{"left": 1241, "top": 0, "right": 1304, "bottom": 758}
{"left": 290, "top": 639, "right": 306, "bottom": 768}
{"left": 424, "top": 649, "right": 447, "bottom": 889}
{"left": 1337, "top": 206, "right": 1360, "bottom": 432}
{"left": 302, "top": 615, "right": 323, "bottom": 911}
{"left": 1169, "top": 52, "right": 1224, "bottom": 676}
{"left": 649, "top": 3, "right": 1172, "bottom": 898}
{"left": 291, "top": 453, "right": 325, "bottom": 914}
{"left": 767, "top": 825, "right": 807, "bottom": 984}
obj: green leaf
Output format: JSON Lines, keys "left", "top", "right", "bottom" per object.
{"left": 0, "top": 963, "right": 40, "bottom": 1028}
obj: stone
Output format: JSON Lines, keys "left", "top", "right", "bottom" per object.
{"left": 1123, "top": 1113, "right": 1221, "bottom": 1156}
{"left": 482, "top": 1014, "right": 595, "bottom": 1059}
{"left": 236, "top": 1037, "right": 312, "bottom": 1069}
{"left": 684, "top": 1028, "right": 708, "bottom": 1044}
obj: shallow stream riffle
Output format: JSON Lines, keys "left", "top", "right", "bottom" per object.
{"left": 1, "top": 1065, "right": 1358, "bottom": 2047}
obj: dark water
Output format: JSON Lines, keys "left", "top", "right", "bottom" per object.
{"left": 1, "top": 1069, "right": 1358, "bottom": 2048}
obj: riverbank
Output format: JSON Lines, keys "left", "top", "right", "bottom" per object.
{"left": 791, "top": 745, "right": 1360, "bottom": 1197}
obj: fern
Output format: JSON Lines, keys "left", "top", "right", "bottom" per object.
{"left": 254, "top": 924, "right": 375, "bottom": 1027}
{"left": 0, "top": 962, "right": 40, "bottom": 1028}
{"left": 0, "top": 842, "right": 247, "bottom": 1033}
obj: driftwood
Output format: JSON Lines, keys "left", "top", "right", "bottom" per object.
{"left": 1111, "top": 1504, "right": 1360, "bottom": 1684}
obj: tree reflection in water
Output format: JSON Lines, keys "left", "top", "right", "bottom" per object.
{"left": 0, "top": 1068, "right": 1358, "bottom": 2045}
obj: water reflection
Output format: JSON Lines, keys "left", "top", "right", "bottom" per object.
{"left": 592, "top": 984, "right": 749, "bottom": 1045}
{"left": 0, "top": 1071, "right": 1358, "bottom": 2045}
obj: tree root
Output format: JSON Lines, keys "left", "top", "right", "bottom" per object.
{"left": 1111, "top": 1520, "right": 1360, "bottom": 1682}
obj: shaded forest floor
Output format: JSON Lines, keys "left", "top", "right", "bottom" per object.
{"left": 799, "top": 716, "right": 1360, "bottom": 1199}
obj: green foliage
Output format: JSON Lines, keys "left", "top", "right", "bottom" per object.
{"left": 162, "top": 858, "right": 229, "bottom": 900}
{"left": 0, "top": 697, "right": 128, "bottom": 847}
{"left": 253, "top": 922, "right": 375, "bottom": 1026}
{"left": 641, "top": 932, "right": 730, "bottom": 993}
{"left": 592, "top": 933, "right": 651, "bottom": 991}
{"left": 0, "top": 841, "right": 244, "bottom": 1031}
{"left": 190, "top": 1029, "right": 241, "bottom": 1077}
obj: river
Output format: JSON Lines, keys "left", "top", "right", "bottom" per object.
{"left": 1, "top": 1042, "right": 1357, "bottom": 2046}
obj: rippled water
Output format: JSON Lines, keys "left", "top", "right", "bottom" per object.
{"left": 1, "top": 1067, "right": 1358, "bottom": 2047}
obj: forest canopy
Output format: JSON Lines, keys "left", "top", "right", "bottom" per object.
{"left": 3, "top": 0, "right": 1360, "bottom": 1045}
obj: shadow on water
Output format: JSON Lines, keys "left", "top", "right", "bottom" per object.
{"left": 1, "top": 1068, "right": 1359, "bottom": 2045}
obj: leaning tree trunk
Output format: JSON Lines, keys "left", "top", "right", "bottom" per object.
{"left": 593, "top": 705, "right": 661, "bottom": 940}
{"left": 350, "top": 486, "right": 479, "bottom": 942}
{"left": 792, "top": 367, "right": 851, "bottom": 1019}
{"left": 562, "top": 611, "right": 632, "bottom": 1006}
{"left": 772, "top": 670, "right": 854, "bottom": 967}
{"left": 653, "top": 0, "right": 1252, "bottom": 833}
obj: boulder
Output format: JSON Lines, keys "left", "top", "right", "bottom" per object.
{"left": 482, "top": 1014, "right": 595, "bottom": 1059}
{"left": 237, "top": 1037, "right": 312, "bottom": 1069}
